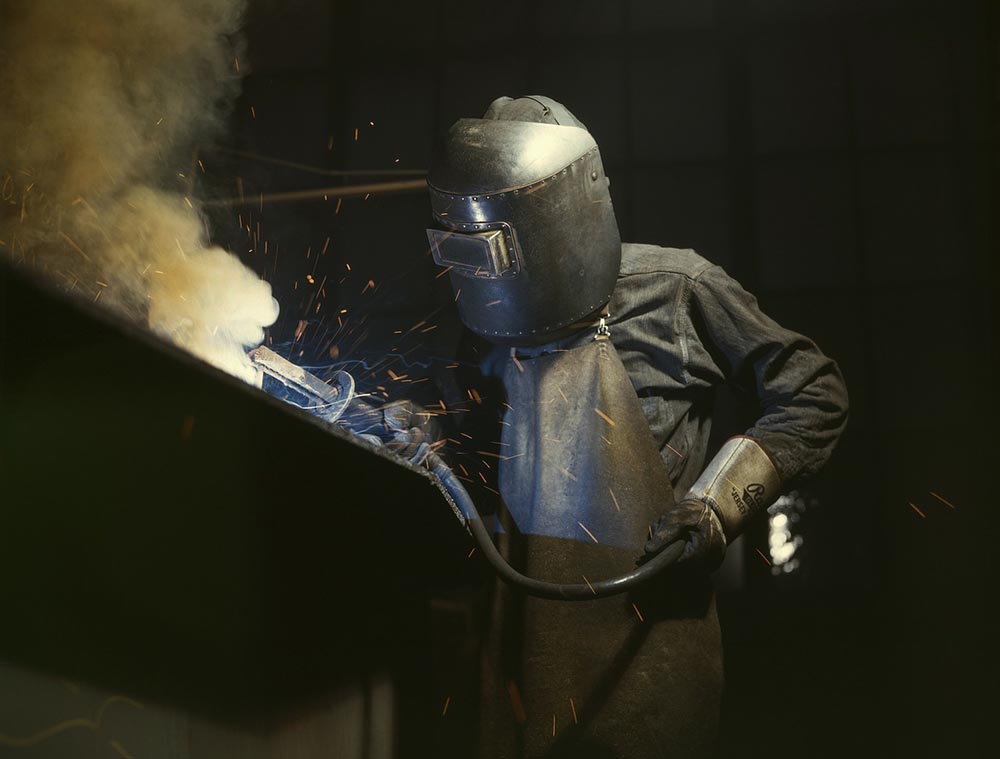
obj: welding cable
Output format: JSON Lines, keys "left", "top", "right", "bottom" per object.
{"left": 425, "top": 453, "right": 686, "bottom": 600}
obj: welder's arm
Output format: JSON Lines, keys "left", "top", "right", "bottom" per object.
{"left": 644, "top": 264, "right": 848, "bottom": 566}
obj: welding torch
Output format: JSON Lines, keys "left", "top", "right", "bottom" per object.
{"left": 247, "top": 347, "right": 684, "bottom": 601}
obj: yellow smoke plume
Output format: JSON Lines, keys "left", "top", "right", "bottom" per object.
{"left": 0, "top": 0, "right": 277, "bottom": 383}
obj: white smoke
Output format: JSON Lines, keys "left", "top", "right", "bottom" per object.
{"left": 0, "top": 0, "right": 277, "bottom": 383}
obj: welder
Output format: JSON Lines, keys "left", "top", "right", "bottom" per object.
{"left": 425, "top": 96, "right": 848, "bottom": 758}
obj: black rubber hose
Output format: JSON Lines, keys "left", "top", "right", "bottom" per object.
{"left": 428, "top": 454, "right": 686, "bottom": 600}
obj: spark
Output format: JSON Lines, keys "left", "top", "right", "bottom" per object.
{"left": 441, "top": 697, "right": 451, "bottom": 716}
{"left": 506, "top": 681, "right": 527, "bottom": 724}
{"left": 435, "top": 265, "right": 454, "bottom": 278}
{"left": 563, "top": 468, "right": 577, "bottom": 481}
{"left": 321, "top": 236, "right": 331, "bottom": 255}
{"left": 570, "top": 698, "right": 578, "bottom": 724}
{"left": 578, "top": 521, "right": 598, "bottom": 543}
{"left": 552, "top": 714, "right": 556, "bottom": 737}
{"left": 558, "top": 386, "right": 568, "bottom": 402}
{"left": 198, "top": 159, "right": 206, "bottom": 173}
{"left": 930, "top": 491, "right": 956, "bottom": 509}
{"left": 250, "top": 105, "right": 256, "bottom": 119}
{"left": 609, "top": 488, "right": 621, "bottom": 512}
{"left": 485, "top": 299, "right": 501, "bottom": 307}
{"left": 354, "top": 127, "right": 359, "bottom": 141}
{"left": 454, "top": 288, "right": 462, "bottom": 302}
{"left": 512, "top": 355, "right": 525, "bottom": 373}
{"left": 631, "top": 602, "right": 644, "bottom": 622}
{"left": 664, "top": 442, "right": 684, "bottom": 458}
{"left": 908, "top": 502, "right": 926, "bottom": 518}
{"left": 467, "top": 547, "right": 476, "bottom": 559}
{"left": 593, "top": 407, "right": 616, "bottom": 426}
{"left": 110, "top": 740, "right": 136, "bottom": 759}
{"left": 755, "top": 548, "right": 771, "bottom": 566}
{"left": 58, "top": 232, "right": 92, "bottom": 262}
{"left": 233, "top": 56, "right": 240, "bottom": 72}
{"left": 582, "top": 575, "right": 596, "bottom": 595}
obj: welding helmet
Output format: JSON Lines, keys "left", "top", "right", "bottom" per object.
{"left": 427, "top": 96, "right": 621, "bottom": 345}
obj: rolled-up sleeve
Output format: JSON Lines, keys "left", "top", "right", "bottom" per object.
{"left": 683, "top": 265, "right": 849, "bottom": 483}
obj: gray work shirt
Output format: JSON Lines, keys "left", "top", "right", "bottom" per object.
{"left": 479, "top": 243, "right": 848, "bottom": 496}
{"left": 607, "top": 244, "right": 849, "bottom": 494}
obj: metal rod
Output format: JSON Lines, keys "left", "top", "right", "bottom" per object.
{"left": 203, "top": 178, "right": 428, "bottom": 208}
{"left": 206, "top": 145, "right": 427, "bottom": 178}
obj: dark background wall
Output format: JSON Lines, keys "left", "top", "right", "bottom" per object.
{"left": 199, "top": 0, "right": 995, "bottom": 755}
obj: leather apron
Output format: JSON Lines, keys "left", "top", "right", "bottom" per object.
{"left": 477, "top": 334, "right": 723, "bottom": 759}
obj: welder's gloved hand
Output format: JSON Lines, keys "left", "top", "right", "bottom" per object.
{"left": 384, "top": 425, "right": 433, "bottom": 465}
{"left": 641, "top": 498, "right": 727, "bottom": 571}
{"left": 380, "top": 400, "right": 438, "bottom": 465}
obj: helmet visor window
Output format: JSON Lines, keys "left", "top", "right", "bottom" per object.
{"left": 426, "top": 227, "right": 514, "bottom": 278}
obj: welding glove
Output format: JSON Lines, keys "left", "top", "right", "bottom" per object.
{"left": 378, "top": 400, "right": 438, "bottom": 465}
{"left": 642, "top": 499, "right": 727, "bottom": 570}
{"left": 641, "top": 436, "right": 783, "bottom": 571}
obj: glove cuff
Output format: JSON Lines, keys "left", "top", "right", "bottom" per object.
{"left": 684, "top": 436, "right": 781, "bottom": 539}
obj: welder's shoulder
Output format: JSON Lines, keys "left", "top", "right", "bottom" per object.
{"left": 618, "top": 244, "right": 715, "bottom": 281}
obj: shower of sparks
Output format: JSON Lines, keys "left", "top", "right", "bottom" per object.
{"left": 930, "top": 491, "right": 955, "bottom": 509}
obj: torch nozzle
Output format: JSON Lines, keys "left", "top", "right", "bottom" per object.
{"left": 248, "top": 346, "right": 355, "bottom": 423}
